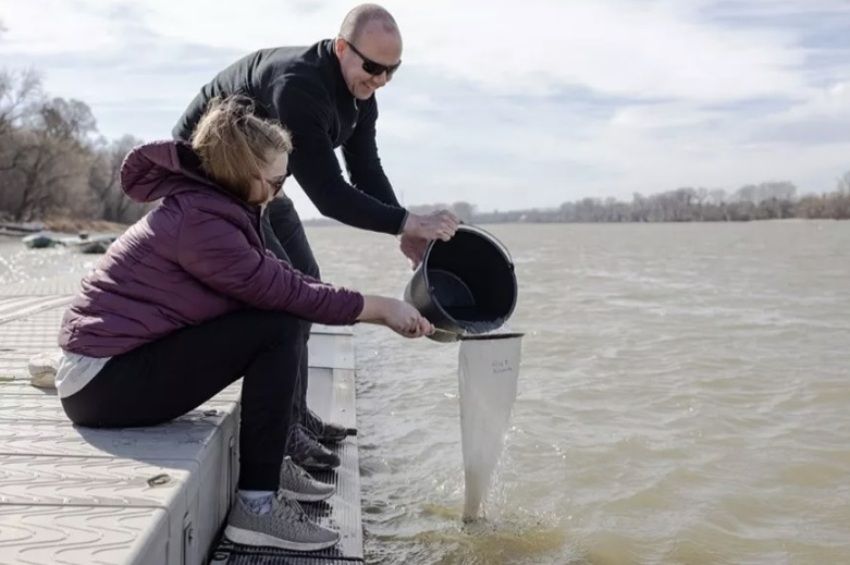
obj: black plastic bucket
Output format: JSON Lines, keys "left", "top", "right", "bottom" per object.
{"left": 404, "top": 225, "right": 517, "bottom": 342}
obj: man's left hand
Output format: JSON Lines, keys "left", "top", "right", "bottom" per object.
{"left": 399, "top": 234, "right": 429, "bottom": 270}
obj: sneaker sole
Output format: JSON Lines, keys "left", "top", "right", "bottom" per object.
{"left": 280, "top": 487, "right": 334, "bottom": 502}
{"left": 224, "top": 525, "right": 338, "bottom": 552}
{"left": 296, "top": 457, "right": 340, "bottom": 471}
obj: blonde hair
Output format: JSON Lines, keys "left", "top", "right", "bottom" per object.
{"left": 191, "top": 96, "right": 292, "bottom": 203}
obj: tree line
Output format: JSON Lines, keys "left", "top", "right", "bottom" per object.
{"left": 0, "top": 69, "right": 147, "bottom": 224}
{"left": 412, "top": 179, "right": 850, "bottom": 224}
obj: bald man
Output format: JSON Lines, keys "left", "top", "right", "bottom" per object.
{"left": 173, "top": 4, "right": 457, "bottom": 473}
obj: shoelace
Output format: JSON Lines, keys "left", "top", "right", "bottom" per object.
{"left": 292, "top": 426, "right": 331, "bottom": 455}
{"left": 283, "top": 459, "right": 313, "bottom": 483}
{"left": 305, "top": 411, "right": 325, "bottom": 435}
{"left": 292, "top": 462, "right": 313, "bottom": 480}
{"left": 274, "top": 492, "right": 312, "bottom": 524}
{"left": 288, "top": 425, "right": 318, "bottom": 449}
{"left": 298, "top": 424, "right": 320, "bottom": 442}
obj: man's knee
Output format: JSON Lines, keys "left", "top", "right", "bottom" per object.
{"left": 303, "top": 257, "right": 320, "bottom": 281}
{"left": 266, "top": 198, "right": 320, "bottom": 278}
{"left": 267, "top": 197, "right": 299, "bottom": 239}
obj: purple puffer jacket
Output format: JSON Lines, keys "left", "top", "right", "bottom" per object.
{"left": 58, "top": 140, "right": 364, "bottom": 357}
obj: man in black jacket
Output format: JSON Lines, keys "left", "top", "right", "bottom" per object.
{"left": 174, "top": 4, "right": 457, "bottom": 471}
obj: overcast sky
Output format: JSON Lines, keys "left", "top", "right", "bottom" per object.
{"left": 1, "top": 0, "right": 849, "bottom": 218}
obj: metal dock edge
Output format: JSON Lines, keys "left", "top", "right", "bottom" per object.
{"left": 0, "top": 276, "right": 364, "bottom": 565}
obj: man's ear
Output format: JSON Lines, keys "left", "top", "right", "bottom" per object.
{"left": 333, "top": 37, "right": 347, "bottom": 58}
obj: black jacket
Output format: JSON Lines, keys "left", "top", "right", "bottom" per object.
{"left": 173, "top": 40, "right": 407, "bottom": 234}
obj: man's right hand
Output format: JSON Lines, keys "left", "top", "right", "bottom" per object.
{"left": 401, "top": 210, "right": 460, "bottom": 242}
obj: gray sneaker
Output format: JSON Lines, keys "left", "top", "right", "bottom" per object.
{"left": 224, "top": 492, "right": 339, "bottom": 551}
{"left": 280, "top": 456, "right": 335, "bottom": 502}
{"left": 287, "top": 424, "right": 340, "bottom": 470}
{"left": 304, "top": 408, "right": 352, "bottom": 444}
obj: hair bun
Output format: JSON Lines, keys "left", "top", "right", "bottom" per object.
{"left": 220, "top": 94, "right": 255, "bottom": 122}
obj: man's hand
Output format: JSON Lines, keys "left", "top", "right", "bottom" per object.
{"left": 399, "top": 234, "right": 429, "bottom": 269}
{"left": 399, "top": 210, "right": 460, "bottom": 268}
{"left": 402, "top": 210, "right": 460, "bottom": 241}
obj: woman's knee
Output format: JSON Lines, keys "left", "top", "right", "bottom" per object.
{"left": 252, "top": 310, "right": 303, "bottom": 344}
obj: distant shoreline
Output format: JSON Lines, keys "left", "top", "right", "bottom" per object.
{"left": 0, "top": 218, "right": 129, "bottom": 238}
{"left": 2, "top": 215, "right": 843, "bottom": 239}
{"left": 301, "top": 217, "right": 847, "bottom": 227}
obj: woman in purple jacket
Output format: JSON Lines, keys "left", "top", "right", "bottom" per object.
{"left": 55, "top": 96, "right": 432, "bottom": 552}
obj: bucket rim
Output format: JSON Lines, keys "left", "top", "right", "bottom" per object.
{"left": 459, "top": 332, "right": 524, "bottom": 341}
{"left": 421, "top": 224, "right": 518, "bottom": 330}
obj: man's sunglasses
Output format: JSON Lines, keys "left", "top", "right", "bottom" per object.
{"left": 346, "top": 40, "right": 401, "bottom": 78}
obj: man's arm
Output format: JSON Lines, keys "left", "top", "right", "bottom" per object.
{"left": 278, "top": 86, "right": 407, "bottom": 234}
{"left": 342, "top": 99, "right": 401, "bottom": 208}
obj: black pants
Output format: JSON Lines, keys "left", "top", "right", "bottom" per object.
{"left": 61, "top": 309, "right": 304, "bottom": 491}
{"left": 261, "top": 196, "right": 320, "bottom": 426}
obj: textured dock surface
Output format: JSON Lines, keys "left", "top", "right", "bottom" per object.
{"left": 0, "top": 276, "right": 363, "bottom": 564}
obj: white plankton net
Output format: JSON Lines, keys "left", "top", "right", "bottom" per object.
{"left": 457, "top": 333, "right": 522, "bottom": 521}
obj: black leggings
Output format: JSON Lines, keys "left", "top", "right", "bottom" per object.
{"left": 61, "top": 309, "right": 305, "bottom": 491}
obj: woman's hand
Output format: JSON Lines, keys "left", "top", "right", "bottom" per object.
{"left": 358, "top": 296, "right": 434, "bottom": 338}
{"left": 384, "top": 300, "right": 434, "bottom": 338}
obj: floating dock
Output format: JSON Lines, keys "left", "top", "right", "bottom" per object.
{"left": 0, "top": 276, "right": 364, "bottom": 564}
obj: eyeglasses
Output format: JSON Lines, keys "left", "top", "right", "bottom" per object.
{"left": 264, "top": 175, "right": 286, "bottom": 196}
{"left": 346, "top": 40, "right": 401, "bottom": 78}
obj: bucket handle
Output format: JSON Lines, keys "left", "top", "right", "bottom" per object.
{"left": 459, "top": 223, "right": 514, "bottom": 265}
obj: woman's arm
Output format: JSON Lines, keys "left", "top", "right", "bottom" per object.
{"left": 176, "top": 208, "right": 363, "bottom": 325}
{"left": 176, "top": 207, "right": 433, "bottom": 337}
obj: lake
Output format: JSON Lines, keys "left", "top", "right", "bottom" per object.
{"left": 2, "top": 220, "right": 849, "bottom": 564}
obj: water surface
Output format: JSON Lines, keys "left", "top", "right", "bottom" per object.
{"left": 312, "top": 221, "right": 850, "bottom": 565}
{"left": 3, "top": 220, "right": 849, "bottom": 564}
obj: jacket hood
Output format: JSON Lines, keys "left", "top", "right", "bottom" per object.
{"left": 120, "top": 140, "right": 218, "bottom": 203}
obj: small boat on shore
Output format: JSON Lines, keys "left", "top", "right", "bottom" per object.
{"left": 59, "top": 233, "right": 118, "bottom": 254}
{"left": 22, "top": 232, "right": 59, "bottom": 249}
{"left": 18, "top": 231, "right": 118, "bottom": 254}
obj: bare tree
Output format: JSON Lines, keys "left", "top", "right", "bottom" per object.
{"left": 450, "top": 201, "right": 476, "bottom": 222}
{"left": 734, "top": 184, "right": 757, "bottom": 204}
{"left": 0, "top": 69, "right": 42, "bottom": 143}
{"left": 837, "top": 171, "right": 850, "bottom": 195}
{"left": 0, "top": 92, "right": 97, "bottom": 221}
{"left": 89, "top": 134, "right": 147, "bottom": 222}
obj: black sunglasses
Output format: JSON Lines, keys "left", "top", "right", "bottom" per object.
{"left": 346, "top": 40, "right": 401, "bottom": 78}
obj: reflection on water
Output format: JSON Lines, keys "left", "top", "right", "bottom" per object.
{"left": 414, "top": 511, "right": 571, "bottom": 565}
{"left": 3, "top": 220, "right": 850, "bottom": 564}
{"left": 0, "top": 240, "right": 97, "bottom": 286}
